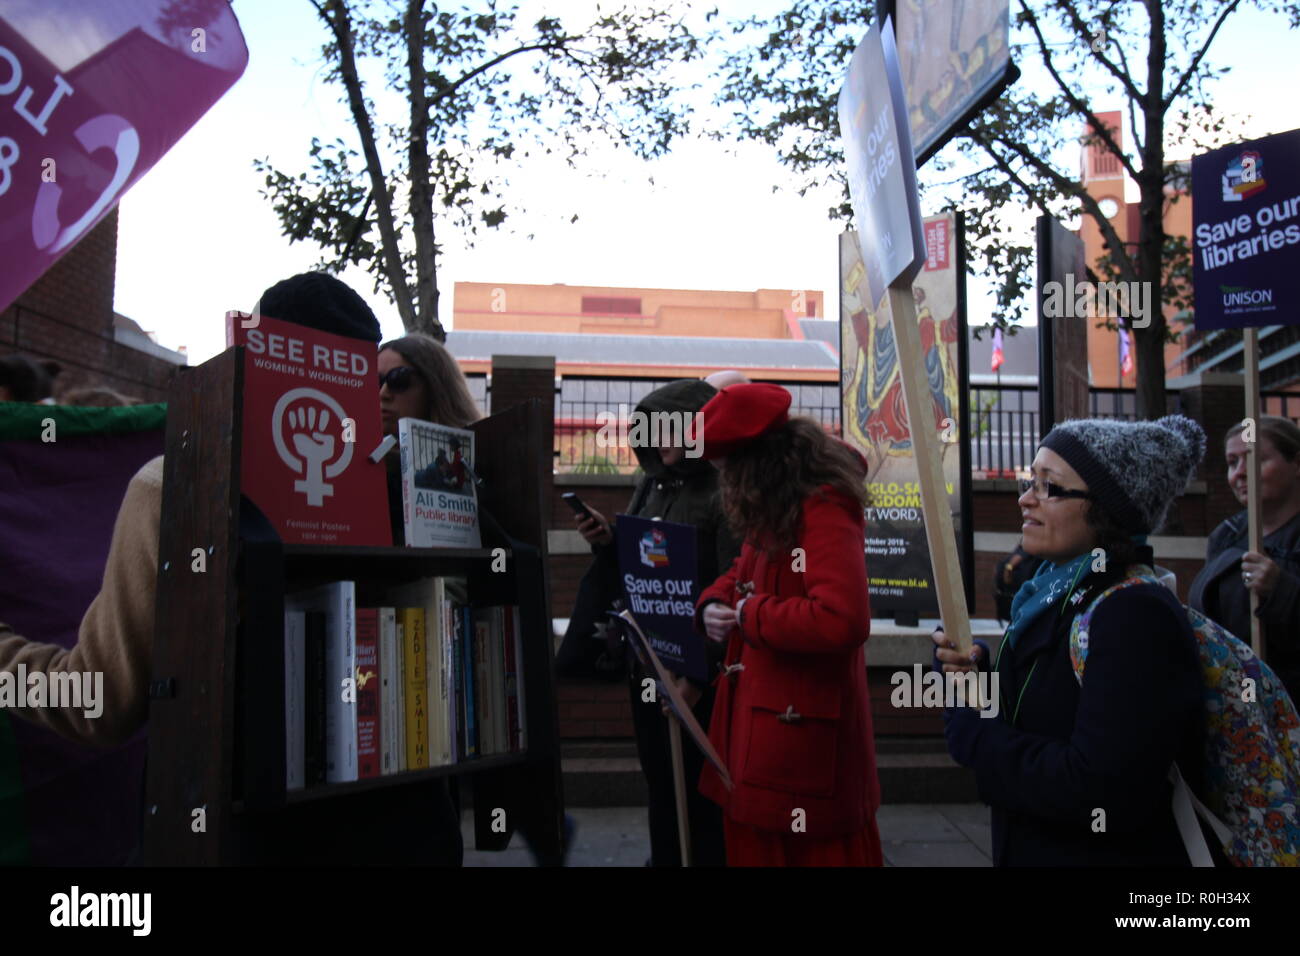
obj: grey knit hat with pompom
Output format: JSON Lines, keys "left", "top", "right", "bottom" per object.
{"left": 1040, "top": 415, "right": 1206, "bottom": 533}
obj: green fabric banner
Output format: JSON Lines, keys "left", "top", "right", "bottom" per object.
{"left": 0, "top": 402, "right": 167, "bottom": 441}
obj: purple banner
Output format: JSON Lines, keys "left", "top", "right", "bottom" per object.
{"left": 0, "top": 426, "right": 163, "bottom": 864}
{"left": 1191, "top": 128, "right": 1300, "bottom": 330}
{"left": 0, "top": 0, "right": 247, "bottom": 310}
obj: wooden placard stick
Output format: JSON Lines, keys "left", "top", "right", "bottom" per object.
{"left": 886, "top": 285, "right": 973, "bottom": 658}
{"left": 668, "top": 720, "right": 692, "bottom": 867}
{"left": 1243, "top": 327, "right": 1263, "bottom": 658}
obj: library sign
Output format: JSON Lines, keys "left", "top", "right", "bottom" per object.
{"left": 0, "top": 0, "right": 247, "bottom": 311}
{"left": 226, "top": 313, "right": 392, "bottom": 547}
{"left": 1191, "top": 128, "right": 1300, "bottom": 330}
{"left": 616, "top": 514, "right": 708, "bottom": 682}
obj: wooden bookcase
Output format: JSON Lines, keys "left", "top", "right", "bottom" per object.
{"left": 141, "top": 348, "right": 563, "bottom": 864}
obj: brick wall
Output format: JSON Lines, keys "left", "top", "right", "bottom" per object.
{"left": 1, "top": 210, "right": 181, "bottom": 403}
{"left": 558, "top": 679, "right": 635, "bottom": 738}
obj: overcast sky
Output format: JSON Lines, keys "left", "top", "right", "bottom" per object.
{"left": 111, "top": 1, "right": 1297, "bottom": 363}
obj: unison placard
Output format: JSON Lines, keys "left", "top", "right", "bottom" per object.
{"left": 616, "top": 514, "right": 707, "bottom": 683}
{"left": 1192, "top": 128, "right": 1300, "bottom": 330}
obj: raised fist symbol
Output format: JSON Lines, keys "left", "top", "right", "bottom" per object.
{"left": 287, "top": 403, "right": 338, "bottom": 506}
{"left": 272, "top": 388, "right": 355, "bottom": 508}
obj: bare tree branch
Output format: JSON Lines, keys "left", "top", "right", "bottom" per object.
{"left": 1020, "top": 0, "right": 1141, "bottom": 181}
{"left": 1049, "top": 0, "right": 1145, "bottom": 102}
{"left": 1165, "top": 0, "right": 1244, "bottom": 108}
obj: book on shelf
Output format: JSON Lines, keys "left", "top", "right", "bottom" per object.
{"left": 355, "top": 608, "right": 381, "bottom": 779}
{"left": 396, "top": 417, "right": 481, "bottom": 548}
{"left": 304, "top": 611, "right": 327, "bottom": 786}
{"left": 388, "top": 578, "right": 457, "bottom": 768}
{"left": 377, "top": 608, "right": 402, "bottom": 775}
{"left": 401, "top": 606, "right": 428, "bottom": 771}
{"left": 282, "top": 573, "right": 523, "bottom": 791}
{"left": 286, "top": 582, "right": 357, "bottom": 784}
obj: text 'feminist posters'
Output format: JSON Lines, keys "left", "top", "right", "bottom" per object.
{"left": 1192, "top": 128, "right": 1300, "bottom": 330}
{"left": 616, "top": 514, "right": 707, "bottom": 683}
{"left": 0, "top": 1, "right": 247, "bottom": 310}
{"left": 840, "top": 214, "right": 964, "bottom": 618}
{"left": 226, "top": 312, "right": 391, "bottom": 547}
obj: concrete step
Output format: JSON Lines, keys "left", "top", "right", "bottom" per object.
{"left": 560, "top": 738, "right": 978, "bottom": 807}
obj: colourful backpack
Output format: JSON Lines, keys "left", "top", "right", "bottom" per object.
{"left": 1069, "top": 567, "right": 1300, "bottom": 867}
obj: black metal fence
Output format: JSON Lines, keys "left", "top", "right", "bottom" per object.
{"left": 554, "top": 376, "right": 841, "bottom": 474}
{"left": 470, "top": 370, "right": 1298, "bottom": 478}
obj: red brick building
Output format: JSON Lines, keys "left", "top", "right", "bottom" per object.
{"left": 1, "top": 210, "right": 185, "bottom": 403}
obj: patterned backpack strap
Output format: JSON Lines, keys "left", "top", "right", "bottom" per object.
{"left": 1068, "top": 566, "right": 1162, "bottom": 684}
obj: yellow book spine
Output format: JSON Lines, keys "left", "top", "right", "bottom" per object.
{"left": 402, "top": 607, "right": 428, "bottom": 770}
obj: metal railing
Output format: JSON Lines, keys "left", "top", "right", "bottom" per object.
{"left": 968, "top": 384, "right": 1300, "bottom": 476}
{"left": 471, "top": 366, "right": 1298, "bottom": 479}
{"left": 555, "top": 376, "right": 841, "bottom": 474}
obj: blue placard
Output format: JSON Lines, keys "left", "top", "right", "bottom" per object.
{"left": 615, "top": 514, "right": 707, "bottom": 683}
{"left": 837, "top": 16, "right": 926, "bottom": 302}
{"left": 1191, "top": 128, "right": 1300, "bottom": 330}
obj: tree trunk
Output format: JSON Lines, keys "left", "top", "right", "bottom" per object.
{"left": 1134, "top": 0, "right": 1168, "bottom": 422}
{"left": 404, "top": 0, "right": 445, "bottom": 341}
{"left": 324, "top": 0, "right": 417, "bottom": 332}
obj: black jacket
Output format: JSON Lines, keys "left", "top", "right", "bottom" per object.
{"left": 556, "top": 380, "right": 740, "bottom": 679}
{"left": 943, "top": 572, "right": 1208, "bottom": 866}
{"left": 1189, "top": 510, "right": 1300, "bottom": 701}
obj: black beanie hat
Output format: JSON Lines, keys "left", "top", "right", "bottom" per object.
{"left": 255, "top": 272, "right": 381, "bottom": 343}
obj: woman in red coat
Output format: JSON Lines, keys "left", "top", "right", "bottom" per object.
{"left": 693, "top": 383, "right": 882, "bottom": 866}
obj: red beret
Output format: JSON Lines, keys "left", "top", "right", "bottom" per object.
{"left": 699, "top": 383, "right": 792, "bottom": 460}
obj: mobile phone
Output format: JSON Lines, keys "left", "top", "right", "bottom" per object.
{"left": 562, "top": 492, "right": 594, "bottom": 521}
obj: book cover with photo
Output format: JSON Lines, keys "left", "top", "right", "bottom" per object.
{"left": 397, "top": 418, "right": 481, "bottom": 548}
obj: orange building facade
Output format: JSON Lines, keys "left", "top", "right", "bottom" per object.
{"left": 1079, "top": 110, "right": 1190, "bottom": 389}
{"left": 451, "top": 281, "right": 831, "bottom": 380}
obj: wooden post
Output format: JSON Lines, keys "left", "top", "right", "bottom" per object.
{"left": 1243, "top": 327, "right": 1263, "bottom": 657}
{"left": 668, "top": 717, "right": 692, "bottom": 867}
{"left": 886, "top": 285, "right": 973, "bottom": 656}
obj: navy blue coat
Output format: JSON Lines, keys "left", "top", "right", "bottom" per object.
{"left": 943, "top": 576, "right": 1211, "bottom": 866}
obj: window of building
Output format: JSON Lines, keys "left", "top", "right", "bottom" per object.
{"left": 582, "top": 296, "right": 642, "bottom": 315}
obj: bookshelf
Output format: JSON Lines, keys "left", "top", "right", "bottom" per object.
{"left": 141, "top": 348, "right": 564, "bottom": 864}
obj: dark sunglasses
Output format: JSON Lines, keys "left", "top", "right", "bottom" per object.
{"left": 378, "top": 366, "right": 420, "bottom": 393}
{"left": 1018, "top": 476, "right": 1092, "bottom": 501}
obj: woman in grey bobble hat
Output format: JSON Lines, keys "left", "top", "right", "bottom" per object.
{"left": 931, "top": 415, "right": 1224, "bottom": 865}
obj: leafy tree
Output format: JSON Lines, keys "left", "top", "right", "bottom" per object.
{"left": 256, "top": 0, "right": 702, "bottom": 340}
{"left": 716, "top": 0, "right": 1298, "bottom": 419}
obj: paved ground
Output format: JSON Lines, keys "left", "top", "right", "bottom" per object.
{"left": 462, "top": 803, "right": 993, "bottom": 866}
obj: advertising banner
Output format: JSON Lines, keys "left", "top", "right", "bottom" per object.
{"left": 615, "top": 514, "right": 707, "bottom": 682}
{"left": 226, "top": 312, "right": 392, "bottom": 547}
{"left": 1192, "top": 128, "right": 1300, "bottom": 330}
{"left": 0, "top": 0, "right": 247, "bottom": 310}
{"left": 841, "top": 213, "right": 966, "bottom": 618}
{"left": 894, "top": 0, "right": 1013, "bottom": 165}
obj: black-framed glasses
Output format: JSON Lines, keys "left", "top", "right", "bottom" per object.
{"left": 378, "top": 366, "right": 419, "bottom": 393}
{"left": 1018, "top": 476, "right": 1092, "bottom": 501}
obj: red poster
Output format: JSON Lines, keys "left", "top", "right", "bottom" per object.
{"left": 923, "top": 218, "right": 950, "bottom": 271}
{"left": 226, "top": 312, "right": 392, "bottom": 547}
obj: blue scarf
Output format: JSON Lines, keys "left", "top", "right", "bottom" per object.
{"left": 1002, "top": 535, "right": 1152, "bottom": 650}
{"left": 1002, "top": 551, "right": 1094, "bottom": 650}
